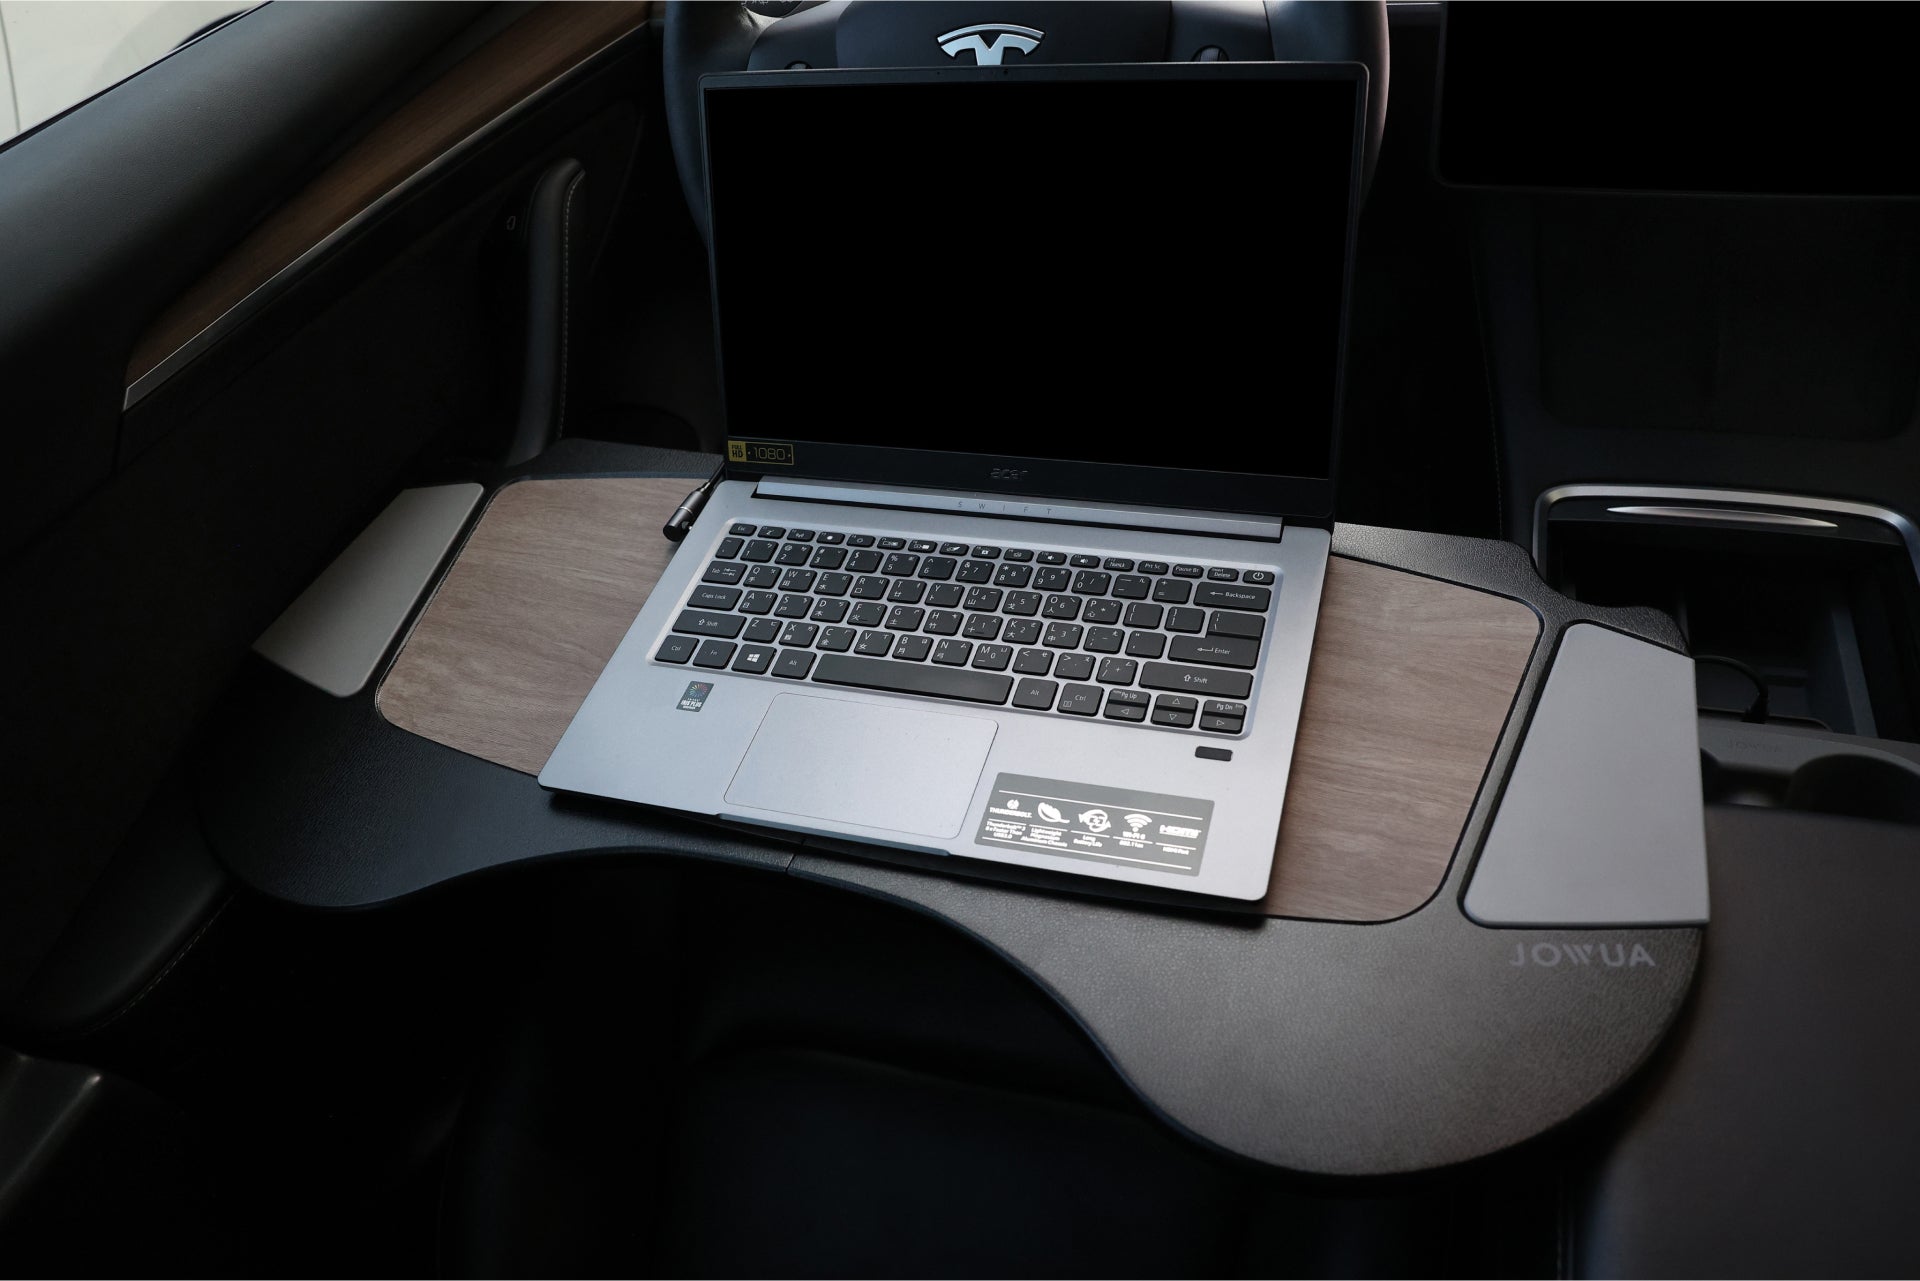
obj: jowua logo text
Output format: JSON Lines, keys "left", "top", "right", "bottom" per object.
{"left": 1509, "top": 940, "right": 1658, "bottom": 969}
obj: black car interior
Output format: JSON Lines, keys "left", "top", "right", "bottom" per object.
{"left": 1, "top": 2, "right": 1917, "bottom": 1275}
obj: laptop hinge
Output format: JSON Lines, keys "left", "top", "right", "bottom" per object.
{"left": 751, "top": 478, "right": 1286, "bottom": 541}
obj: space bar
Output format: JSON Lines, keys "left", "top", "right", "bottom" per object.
{"left": 811, "top": 654, "right": 1013, "bottom": 705}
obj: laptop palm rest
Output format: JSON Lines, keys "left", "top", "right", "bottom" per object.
{"left": 723, "top": 694, "right": 996, "bottom": 840}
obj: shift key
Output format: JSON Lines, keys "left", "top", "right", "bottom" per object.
{"left": 672, "top": 608, "right": 745, "bottom": 639}
{"left": 1168, "top": 634, "right": 1260, "bottom": 669}
{"left": 1141, "top": 661, "right": 1253, "bottom": 700}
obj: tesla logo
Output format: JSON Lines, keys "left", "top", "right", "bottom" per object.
{"left": 937, "top": 22, "right": 1043, "bottom": 65}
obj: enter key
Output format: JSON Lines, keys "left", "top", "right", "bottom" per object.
{"left": 1167, "top": 634, "right": 1260, "bottom": 669}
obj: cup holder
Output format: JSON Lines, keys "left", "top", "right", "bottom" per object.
{"left": 1701, "top": 721, "right": 1920, "bottom": 826}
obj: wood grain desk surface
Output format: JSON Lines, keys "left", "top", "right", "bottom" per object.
{"left": 377, "top": 478, "right": 1541, "bottom": 922}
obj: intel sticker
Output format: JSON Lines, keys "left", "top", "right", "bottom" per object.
{"left": 678, "top": 680, "right": 713, "bottom": 712}
{"left": 973, "top": 773, "right": 1213, "bottom": 876}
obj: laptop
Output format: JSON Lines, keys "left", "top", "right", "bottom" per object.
{"left": 541, "top": 62, "right": 1366, "bottom": 901}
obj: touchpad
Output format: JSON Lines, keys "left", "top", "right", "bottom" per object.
{"left": 725, "top": 694, "right": 997, "bottom": 839}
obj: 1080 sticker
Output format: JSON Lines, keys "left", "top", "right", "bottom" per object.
{"left": 974, "top": 773, "right": 1213, "bottom": 876}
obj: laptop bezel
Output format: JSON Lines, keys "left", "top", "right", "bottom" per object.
{"left": 698, "top": 61, "right": 1368, "bottom": 525}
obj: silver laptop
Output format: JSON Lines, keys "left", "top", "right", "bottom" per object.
{"left": 542, "top": 62, "right": 1366, "bottom": 900}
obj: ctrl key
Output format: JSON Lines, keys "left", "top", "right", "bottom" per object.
{"left": 655, "top": 635, "right": 698, "bottom": 664}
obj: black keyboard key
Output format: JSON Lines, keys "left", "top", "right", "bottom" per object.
{"left": 1107, "top": 688, "right": 1151, "bottom": 710}
{"left": 1012, "top": 678, "right": 1059, "bottom": 710}
{"left": 693, "top": 639, "right": 736, "bottom": 669}
{"left": 729, "top": 522, "right": 756, "bottom": 536}
{"left": 1104, "top": 693, "right": 1149, "bottom": 722}
{"left": 740, "top": 591, "right": 777, "bottom": 615}
{"left": 931, "top": 639, "right": 972, "bottom": 666}
{"left": 851, "top": 576, "right": 889, "bottom": 600}
{"left": 1003, "top": 618, "right": 1043, "bottom": 646}
{"left": 779, "top": 568, "right": 816, "bottom": 593}
{"left": 818, "top": 531, "right": 846, "bottom": 545}
{"left": 1152, "top": 578, "right": 1192, "bottom": 604}
{"left": 689, "top": 585, "right": 741, "bottom": 610}
{"left": 908, "top": 540, "right": 938, "bottom": 554}
{"left": 810, "top": 546, "right": 847, "bottom": 570}
{"left": 957, "top": 560, "right": 995, "bottom": 583}
{"left": 973, "top": 643, "right": 1013, "bottom": 671}
{"left": 778, "top": 621, "right": 819, "bottom": 647}
{"left": 1166, "top": 607, "right": 1205, "bottom": 633}
{"left": 811, "top": 598, "right": 849, "bottom": 623}
{"left": 813, "top": 654, "right": 1013, "bottom": 706}
{"left": 1152, "top": 705, "right": 1197, "bottom": 728}
{"left": 1038, "top": 551, "right": 1067, "bottom": 565}
{"left": 1243, "top": 569, "right": 1275, "bottom": 585}
{"left": 817, "top": 572, "right": 853, "bottom": 596}
{"left": 848, "top": 549, "right": 884, "bottom": 574}
{"left": 758, "top": 526, "right": 786, "bottom": 538}
{"left": 717, "top": 537, "right": 744, "bottom": 559}
{"left": 1070, "top": 554, "right": 1102, "bottom": 569}
{"left": 1112, "top": 575, "right": 1151, "bottom": 600}
{"left": 963, "top": 614, "right": 1003, "bottom": 640}
{"left": 674, "top": 609, "right": 744, "bottom": 639}
{"left": 925, "top": 610, "right": 964, "bottom": 636}
{"left": 1013, "top": 648, "right": 1052, "bottom": 675}
{"left": 883, "top": 553, "right": 920, "bottom": 576}
{"left": 854, "top": 630, "right": 892, "bottom": 656}
{"left": 732, "top": 644, "right": 776, "bottom": 675}
{"left": 1003, "top": 591, "right": 1041, "bottom": 617}
{"left": 1035, "top": 567, "right": 1072, "bottom": 592}
{"left": 893, "top": 635, "right": 933, "bottom": 662}
{"left": 1141, "top": 663, "right": 1253, "bottom": 699}
{"left": 1083, "top": 599, "right": 1122, "bottom": 625}
{"left": 818, "top": 626, "right": 857, "bottom": 652}
{"left": 1194, "top": 583, "right": 1273, "bottom": 612}
{"left": 1085, "top": 627, "right": 1126, "bottom": 654}
{"left": 848, "top": 534, "right": 876, "bottom": 548}
{"left": 1103, "top": 557, "right": 1134, "bottom": 572}
{"left": 993, "top": 563, "right": 1033, "bottom": 588}
{"left": 920, "top": 556, "right": 957, "bottom": 580}
{"left": 1055, "top": 653, "right": 1094, "bottom": 681}
{"left": 1138, "top": 561, "right": 1170, "bottom": 575}
{"left": 656, "top": 635, "right": 697, "bottom": 664}
{"left": 1209, "top": 611, "right": 1266, "bottom": 639}
{"left": 1124, "top": 602, "right": 1163, "bottom": 629}
{"left": 703, "top": 561, "right": 745, "bottom": 585}
{"left": 1096, "top": 656, "right": 1139, "bottom": 684}
{"left": 963, "top": 586, "right": 1003, "bottom": 611}
{"left": 1169, "top": 635, "right": 1260, "bottom": 669}
{"left": 1200, "top": 714, "right": 1244, "bottom": 734}
{"left": 775, "top": 594, "right": 812, "bottom": 619}
{"left": 743, "top": 617, "right": 781, "bottom": 644}
{"left": 1042, "top": 594, "right": 1081, "bottom": 620}
{"left": 849, "top": 601, "right": 887, "bottom": 627}
{"left": 742, "top": 540, "right": 777, "bottom": 563}
{"left": 1207, "top": 566, "right": 1240, "bottom": 581}
{"left": 773, "top": 649, "right": 816, "bottom": 678}
{"left": 939, "top": 542, "right": 969, "bottom": 556}
{"left": 926, "top": 584, "right": 964, "bottom": 609}
{"left": 1058, "top": 684, "right": 1102, "bottom": 716}
{"left": 1003, "top": 548, "right": 1034, "bottom": 562}
{"left": 888, "top": 579, "right": 927, "bottom": 604}
{"left": 971, "top": 545, "right": 1002, "bottom": 558}
{"left": 1155, "top": 694, "right": 1197, "bottom": 712}
{"left": 744, "top": 564, "right": 781, "bottom": 589}
{"left": 1072, "top": 570, "right": 1112, "bottom": 595}
{"left": 1125, "top": 631, "right": 1167, "bottom": 659}
{"left": 1172, "top": 563, "right": 1204, "bottom": 578}
{"left": 1205, "top": 702, "right": 1248, "bottom": 719}
{"left": 775, "top": 543, "right": 811, "bottom": 566}
{"left": 886, "top": 605, "right": 925, "bottom": 631}
{"left": 1043, "top": 622, "right": 1084, "bottom": 648}
{"left": 785, "top": 529, "right": 815, "bottom": 542}
{"left": 877, "top": 537, "right": 906, "bottom": 550}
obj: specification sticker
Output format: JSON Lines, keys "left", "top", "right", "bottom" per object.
{"left": 973, "top": 773, "right": 1213, "bottom": 876}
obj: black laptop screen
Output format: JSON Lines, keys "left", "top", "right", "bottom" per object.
{"left": 704, "top": 69, "right": 1359, "bottom": 495}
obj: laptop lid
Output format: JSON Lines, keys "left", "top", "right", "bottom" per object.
{"left": 700, "top": 62, "right": 1366, "bottom": 521}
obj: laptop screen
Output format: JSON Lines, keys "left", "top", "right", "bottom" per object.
{"left": 703, "top": 65, "right": 1363, "bottom": 518}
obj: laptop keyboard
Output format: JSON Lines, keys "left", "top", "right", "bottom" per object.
{"left": 653, "top": 522, "right": 1278, "bottom": 736}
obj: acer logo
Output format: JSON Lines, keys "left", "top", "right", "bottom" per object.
{"left": 988, "top": 467, "right": 1029, "bottom": 482}
{"left": 937, "top": 22, "right": 1043, "bottom": 66}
